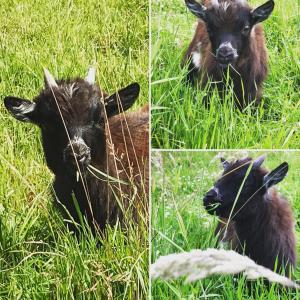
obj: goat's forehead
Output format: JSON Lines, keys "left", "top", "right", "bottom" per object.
{"left": 209, "top": 0, "right": 248, "bottom": 9}
{"left": 41, "top": 81, "right": 103, "bottom": 104}
{"left": 221, "top": 159, "right": 253, "bottom": 176}
{"left": 57, "top": 80, "right": 103, "bottom": 98}
{"left": 35, "top": 81, "right": 105, "bottom": 123}
{"left": 208, "top": 0, "right": 250, "bottom": 24}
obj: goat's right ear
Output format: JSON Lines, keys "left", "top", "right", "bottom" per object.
{"left": 185, "top": 0, "right": 207, "bottom": 21}
{"left": 220, "top": 157, "right": 230, "bottom": 170}
{"left": 263, "top": 162, "right": 288, "bottom": 189}
{"left": 4, "top": 97, "right": 37, "bottom": 123}
{"left": 105, "top": 83, "right": 140, "bottom": 117}
{"left": 251, "top": 0, "right": 274, "bottom": 25}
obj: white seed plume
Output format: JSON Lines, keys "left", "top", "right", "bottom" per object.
{"left": 151, "top": 249, "right": 300, "bottom": 289}
{"left": 76, "top": 170, "right": 79, "bottom": 182}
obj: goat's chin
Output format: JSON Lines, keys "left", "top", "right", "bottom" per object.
{"left": 65, "top": 161, "right": 89, "bottom": 178}
{"left": 218, "top": 61, "right": 237, "bottom": 71}
{"left": 205, "top": 204, "right": 232, "bottom": 219}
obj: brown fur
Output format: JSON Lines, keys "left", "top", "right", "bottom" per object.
{"left": 77, "top": 104, "right": 149, "bottom": 231}
{"left": 106, "top": 105, "right": 149, "bottom": 216}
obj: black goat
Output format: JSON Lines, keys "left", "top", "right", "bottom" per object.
{"left": 183, "top": 0, "right": 274, "bottom": 109}
{"left": 203, "top": 156, "right": 296, "bottom": 275}
{"left": 4, "top": 67, "right": 149, "bottom": 234}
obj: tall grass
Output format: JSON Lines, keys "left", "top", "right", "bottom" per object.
{"left": 0, "top": 0, "right": 148, "bottom": 298}
{"left": 151, "top": 0, "right": 300, "bottom": 149}
{"left": 151, "top": 150, "right": 300, "bottom": 299}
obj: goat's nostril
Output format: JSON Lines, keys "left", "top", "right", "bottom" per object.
{"left": 76, "top": 150, "right": 91, "bottom": 163}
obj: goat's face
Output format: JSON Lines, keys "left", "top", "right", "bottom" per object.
{"left": 203, "top": 156, "right": 288, "bottom": 220}
{"left": 4, "top": 68, "right": 140, "bottom": 176}
{"left": 185, "top": 0, "right": 274, "bottom": 69}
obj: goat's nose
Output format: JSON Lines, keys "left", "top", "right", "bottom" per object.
{"left": 206, "top": 188, "right": 218, "bottom": 198}
{"left": 216, "top": 44, "right": 237, "bottom": 66}
{"left": 64, "top": 138, "right": 91, "bottom": 167}
{"left": 217, "top": 47, "right": 234, "bottom": 58}
{"left": 203, "top": 188, "right": 219, "bottom": 205}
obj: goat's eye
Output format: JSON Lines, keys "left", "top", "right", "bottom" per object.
{"left": 241, "top": 25, "right": 250, "bottom": 35}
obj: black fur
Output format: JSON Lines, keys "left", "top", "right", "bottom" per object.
{"left": 4, "top": 73, "right": 140, "bottom": 234}
{"left": 203, "top": 156, "right": 296, "bottom": 275}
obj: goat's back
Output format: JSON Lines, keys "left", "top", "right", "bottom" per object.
{"left": 106, "top": 104, "right": 149, "bottom": 201}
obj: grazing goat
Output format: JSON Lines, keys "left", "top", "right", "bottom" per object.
{"left": 4, "top": 67, "right": 149, "bottom": 234}
{"left": 203, "top": 156, "right": 296, "bottom": 275}
{"left": 183, "top": 0, "right": 274, "bottom": 109}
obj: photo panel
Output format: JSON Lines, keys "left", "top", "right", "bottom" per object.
{"left": 0, "top": 0, "right": 149, "bottom": 298}
{"left": 151, "top": 150, "right": 300, "bottom": 298}
{"left": 151, "top": 0, "right": 299, "bottom": 149}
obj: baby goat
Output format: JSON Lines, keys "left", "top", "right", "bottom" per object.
{"left": 4, "top": 68, "right": 149, "bottom": 234}
{"left": 203, "top": 156, "right": 296, "bottom": 275}
{"left": 183, "top": 0, "right": 274, "bottom": 109}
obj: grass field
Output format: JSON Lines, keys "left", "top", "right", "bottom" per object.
{"left": 0, "top": 0, "right": 148, "bottom": 298}
{"left": 151, "top": 150, "right": 300, "bottom": 299}
{"left": 151, "top": 0, "right": 300, "bottom": 149}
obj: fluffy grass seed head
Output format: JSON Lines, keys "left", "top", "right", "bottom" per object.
{"left": 151, "top": 248, "right": 300, "bottom": 289}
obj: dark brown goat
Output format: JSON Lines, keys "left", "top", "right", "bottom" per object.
{"left": 203, "top": 156, "right": 296, "bottom": 275}
{"left": 4, "top": 68, "right": 149, "bottom": 234}
{"left": 183, "top": 0, "right": 274, "bottom": 109}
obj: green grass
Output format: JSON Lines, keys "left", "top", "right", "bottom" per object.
{"left": 151, "top": 150, "right": 300, "bottom": 299}
{"left": 0, "top": 0, "right": 148, "bottom": 298}
{"left": 151, "top": 0, "right": 300, "bottom": 149}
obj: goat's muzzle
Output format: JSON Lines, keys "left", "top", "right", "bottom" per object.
{"left": 203, "top": 188, "right": 222, "bottom": 215}
{"left": 216, "top": 43, "right": 238, "bottom": 69}
{"left": 63, "top": 138, "right": 91, "bottom": 171}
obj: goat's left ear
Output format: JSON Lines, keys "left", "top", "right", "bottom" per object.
{"left": 251, "top": 0, "right": 274, "bottom": 25}
{"left": 105, "top": 83, "right": 140, "bottom": 117}
{"left": 263, "top": 162, "right": 288, "bottom": 189}
{"left": 4, "top": 96, "right": 37, "bottom": 123}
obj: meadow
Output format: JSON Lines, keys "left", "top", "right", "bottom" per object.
{"left": 0, "top": 0, "right": 148, "bottom": 298}
{"left": 151, "top": 0, "right": 300, "bottom": 149}
{"left": 151, "top": 150, "right": 300, "bottom": 299}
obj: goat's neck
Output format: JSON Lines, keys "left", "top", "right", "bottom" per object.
{"left": 234, "top": 197, "right": 277, "bottom": 259}
{"left": 235, "top": 198, "right": 271, "bottom": 241}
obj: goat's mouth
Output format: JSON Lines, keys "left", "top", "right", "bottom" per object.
{"left": 204, "top": 200, "right": 233, "bottom": 218}
{"left": 216, "top": 52, "right": 238, "bottom": 69}
{"left": 203, "top": 196, "right": 221, "bottom": 214}
{"left": 64, "top": 152, "right": 91, "bottom": 174}
{"left": 218, "top": 62, "right": 231, "bottom": 69}
{"left": 204, "top": 202, "right": 220, "bottom": 215}
{"left": 217, "top": 59, "right": 236, "bottom": 70}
